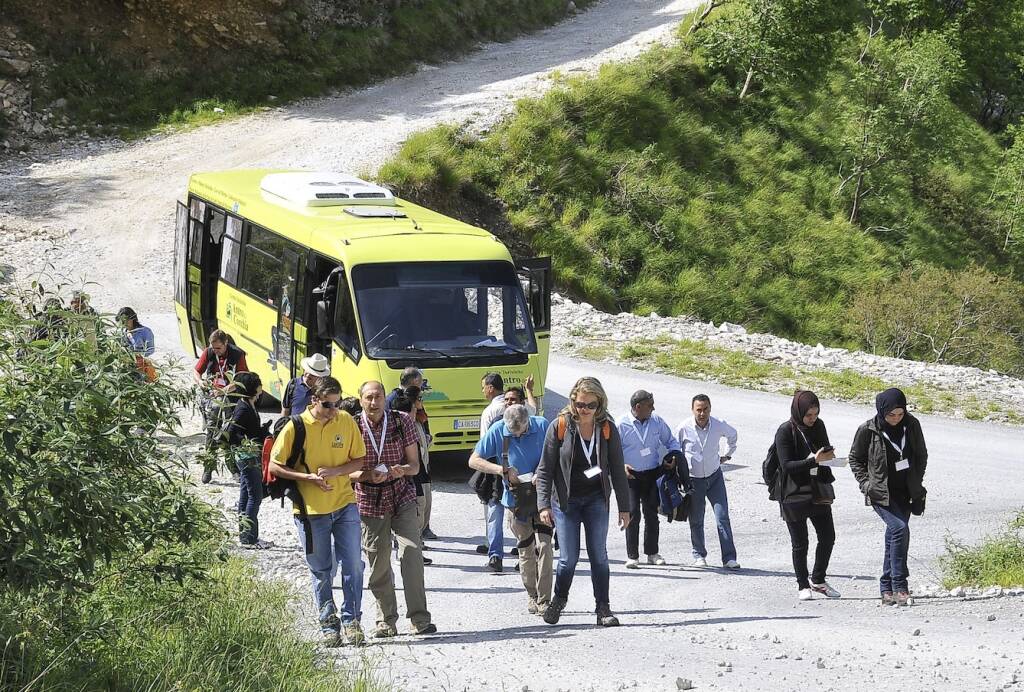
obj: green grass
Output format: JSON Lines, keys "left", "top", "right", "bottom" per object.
{"left": 0, "top": 552, "right": 383, "bottom": 691}
{"left": 14, "top": 0, "right": 593, "bottom": 135}
{"left": 599, "top": 336, "right": 1018, "bottom": 422}
{"left": 941, "top": 511, "right": 1024, "bottom": 588}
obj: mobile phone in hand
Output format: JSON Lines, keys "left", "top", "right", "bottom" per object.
{"left": 820, "top": 445, "right": 835, "bottom": 453}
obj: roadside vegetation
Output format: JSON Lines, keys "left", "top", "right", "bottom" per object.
{"left": 575, "top": 335, "right": 1023, "bottom": 425}
{"left": 0, "top": 283, "right": 375, "bottom": 691}
{"left": 378, "top": 0, "right": 1024, "bottom": 376}
{"left": 942, "top": 511, "right": 1024, "bottom": 588}
{"left": 7, "top": 0, "right": 593, "bottom": 135}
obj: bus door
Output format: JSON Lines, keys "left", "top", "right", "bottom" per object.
{"left": 516, "top": 257, "right": 553, "bottom": 335}
{"left": 274, "top": 249, "right": 302, "bottom": 380}
{"left": 174, "top": 198, "right": 223, "bottom": 355}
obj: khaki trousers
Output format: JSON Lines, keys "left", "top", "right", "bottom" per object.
{"left": 508, "top": 512, "right": 553, "bottom": 606}
{"left": 361, "top": 500, "right": 431, "bottom": 630}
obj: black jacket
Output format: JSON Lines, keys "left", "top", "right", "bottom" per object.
{"left": 774, "top": 420, "right": 835, "bottom": 515}
{"left": 226, "top": 398, "right": 266, "bottom": 454}
{"left": 848, "top": 415, "right": 927, "bottom": 507}
{"left": 537, "top": 415, "right": 630, "bottom": 513}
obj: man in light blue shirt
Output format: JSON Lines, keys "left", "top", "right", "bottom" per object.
{"left": 677, "top": 394, "right": 740, "bottom": 569}
{"left": 618, "top": 390, "right": 682, "bottom": 569}
{"left": 469, "top": 405, "right": 552, "bottom": 614}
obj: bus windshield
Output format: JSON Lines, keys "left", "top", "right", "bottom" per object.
{"left": 351, "top": 261, "right": 537, "bottom": 360}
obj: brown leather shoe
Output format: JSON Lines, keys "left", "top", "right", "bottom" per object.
{"left": 895, "top": 591, "right": 913, "bottom": 607}
{"left": 881, "top": 591, "right": 895, "bottom": 606}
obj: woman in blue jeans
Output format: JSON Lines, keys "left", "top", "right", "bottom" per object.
{"left": 537, "top": 376, "right": 631, "bottom": 627}
{"left": 226, "top": 372, "right": 270, "bottom": 548}
{"left": 849, "top": 388, "right": 928, "bottom": 606}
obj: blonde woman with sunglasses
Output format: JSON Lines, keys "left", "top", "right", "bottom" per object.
{"left": 537, "top": 377, "right": 630, "bottom": 628}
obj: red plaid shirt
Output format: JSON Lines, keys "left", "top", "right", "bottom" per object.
{"left": 355, "top": 410, "right": 418, "bottom": 518}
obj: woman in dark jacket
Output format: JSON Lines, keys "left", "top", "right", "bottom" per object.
{"left": 775, "top": 390, "right": 840, "bottom": 601}
{"left": 226, "top": 371, "right": 270, "bottom": 548}
{"left": 537, "top": 376, "right": 630, "bottom": 628}
{"left": 848, "top": 388, "right": 928, "bottom": 607}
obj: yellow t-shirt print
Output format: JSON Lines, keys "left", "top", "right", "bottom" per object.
{"left": 332, "top": 434, "right": 344, "bottom": 448}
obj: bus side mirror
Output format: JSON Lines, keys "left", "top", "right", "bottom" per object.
{"left": 316, "top": 300, "right": 332, "bottom": 339}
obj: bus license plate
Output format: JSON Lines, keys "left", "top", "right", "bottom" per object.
{"left": 453, "top": 419, "right": 480, "bottom": 431}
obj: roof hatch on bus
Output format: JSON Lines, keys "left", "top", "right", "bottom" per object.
{"left": 260, "top": 172, "right": 396, "bottom": 208}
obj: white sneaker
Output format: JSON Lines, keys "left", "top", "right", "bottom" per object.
{"left": 811, "top": 582, "right": 841, "bottom": 599}
{"left": 646, "top": 554, "right": 667, "bottom": 566}
{"left": 723, "top": 559, "right": 741, "bottom": 570}
{"left": 625, "top": 558, "right": 640, "bottom": 569}
{"left": 690, "top": 557, "right": 708, "bottom": 568}
{"left": 798, "top": 588, "right": 814, "bottom": 601}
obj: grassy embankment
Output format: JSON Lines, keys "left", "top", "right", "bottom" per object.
{"left": 942, "top": 511, "right": 1024, "bottom": 588}
{"left": 377, "top": 15, "right": 1024, "bottom": 376}
{"left": 13, "top": 0, "right": 593, "bottom": 136}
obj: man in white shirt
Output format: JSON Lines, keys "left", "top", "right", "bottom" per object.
{"left": 677, "top": 394, "right": 740, "bottom": 569}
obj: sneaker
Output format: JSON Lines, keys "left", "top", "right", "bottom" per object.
{"left": 527, "top": 597, "right": 539, "bottom": 615}
{"left": 625, "top": 558, "right": 640, "bottom": 569}
{"left": 343, "top": 623, "right": 365, "bottom": 647}
{"left": 414, "top": 623, "right": 437, "bottom": 635}
{"left": 372, "top": 623, "right": 398, "bottom": 639}
{"left": 422, "top": 556, "right": 433, "bottom": 566}
{"left": 596, "top": 603, "right": 620, "bottom": 627}
{"left": 895, "top": 591, "right": 913, "bottom": 607}
{"left": 422, "top": 526, "right": 438, "bottom": 540}
{"left": 646, "top": 554, "right": 667, "bottom": 566}
{"left": 690, "top": 557, "right": 708, "bottom": 568}
{"left": 810, "top": 582, "right": 841, "bottom": 599}
{"left": 321, "top": 630, "right": 341, "bottom": 647}
{"left": 798, "top": 588, "right": 814, "bottom": 601}
{"left": 543, "top": 597, "right": 566, "bottom": 625}
{"left": 475, "top": 544, "right": 488, "bottom": 554}
{"left": 487, "top": 555, "right": 503, "bottom": 573}
{"left": 881, "top": 591, "right": 896, "bottom": 606}
{"left": 723, "top": 559, "right": 741, "bottom": 570}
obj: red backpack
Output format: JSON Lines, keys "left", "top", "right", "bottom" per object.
{"left": 261, "top": 414, "right": 306, "bottom": 495}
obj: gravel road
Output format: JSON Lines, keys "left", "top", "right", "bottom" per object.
{"left": 4, "top": 0, "right": 1022, "bottom": 689}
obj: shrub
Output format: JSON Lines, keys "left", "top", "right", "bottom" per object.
{"left": 941, "top": 510, "right": 1024, "bottom": 588}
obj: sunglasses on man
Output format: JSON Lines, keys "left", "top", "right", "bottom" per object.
{"left": 317, "top": 400, "right": 343, "bottom": 409}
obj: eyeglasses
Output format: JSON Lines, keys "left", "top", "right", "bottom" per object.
{"left": 318, "top": 400, "right": 343, "bottom": 409}
{"left": 574, "top": 401, "right": 599, "bottom": 411}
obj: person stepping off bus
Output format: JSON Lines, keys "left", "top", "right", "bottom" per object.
{"left": 281, "top": 353, "right": 330, "bottom": 416}
{"left": 354, "top": 381, "right": 435, "bottom": 638}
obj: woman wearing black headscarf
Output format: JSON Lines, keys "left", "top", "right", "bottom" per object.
{"left": 848, "top": 388, "right": 928, "bottom": 607}
{"left": 774, "top": 390, "right": 839, "bottom": 601}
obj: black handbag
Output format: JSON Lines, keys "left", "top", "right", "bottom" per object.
{"left": 501, "top": 436, "right": 540, "bottom": 520}
{"left": 811, "top": 465, "right": 836, "bottom": 505}
{"left": 468, "top": 470, "right": 497, "bottom": 504}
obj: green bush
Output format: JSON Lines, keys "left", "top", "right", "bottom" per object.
{"left": 941, "top": 511, "right": 1024, "bottom": 588}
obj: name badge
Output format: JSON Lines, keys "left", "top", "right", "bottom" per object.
{"left": 895, "top": 460, "right": 910, "bottom": 472}
{"left": 584, "top": 466, "right": 602, "bottom": 479}
{"left": 639, "top": 447, "right": 652, "bottom": 457}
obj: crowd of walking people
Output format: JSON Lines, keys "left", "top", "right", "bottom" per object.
{"left": 186, "top": 328, "right": 930, "bottom": 647}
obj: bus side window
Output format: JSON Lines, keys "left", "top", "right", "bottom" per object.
{"left": 333, "top": 273, "right": 360, "bottom": 362}
{"left": 220, "top": 216, "right": 243, "bottom": 285}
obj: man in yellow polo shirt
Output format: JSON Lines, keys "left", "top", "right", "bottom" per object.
{"left": 270, "top": 376, "right": 367, "bottom": 647}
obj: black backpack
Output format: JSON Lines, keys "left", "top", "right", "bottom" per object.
{"left": 762, "top": 442, "right": 781, "bottom": 501}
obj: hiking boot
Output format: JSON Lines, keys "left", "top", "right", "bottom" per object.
{"left": 201, "top": 467, "right": 213, "bottom": 484}
{"left": 881, "top": 591, "right": 896, "bottom": 606}
{"left": 810, "top": 582, "right": 841, "bottom": 599}
{"left": 543, "top": 597, "right": 566, "bottom": 625}
{"left": 372, "top": 623, "right": 398, "bottom": 639}
{"left": 475, "top": 544, "right": 488, "bottom": 554}
{"left": 596, "top": 603, "right": 620, "bottom": 627}
{"left": 646, "top": 554, "right": 667, "bottom": 566}
{"left": 625, "top": 558, "right": 640, "bottom": 569}
{"left": 321, "top": 630, "right": 341, "bottom": 647}
{"left": 343, "top": 623, "right": 365, "bottom": 647}
{"left": 414, "top": 623, "right": 437, "bottom": 635}
{"left": 488, "top": 555, "right": 503, "bottom": 573}
{"left": 422, "top": 526, "right": 438, "bottom": 541}
{"left": 895, "top": 591, "right": 913, "bottom": 607}
{"left": 527, "top": 597, "right": 539, "bottom": 615}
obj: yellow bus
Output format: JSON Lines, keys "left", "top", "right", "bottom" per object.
{"left": 173, "top": 170, "right": 552, "bottom": 451}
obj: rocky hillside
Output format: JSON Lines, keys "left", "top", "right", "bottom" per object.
{"left": 0, "top": 0, "right": 586, "bottom": 150}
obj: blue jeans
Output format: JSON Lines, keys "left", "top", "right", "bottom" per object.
{"left": 235, "top": 457, "right": 263, "bottom": 545}
{"left": 295, "top": 503, "right": 363, "bottom": 632}
{"left": 688, "top": 469, "right": 737, "bottom": 563}
{"left": 552, "top": 491, "right": 611, "bottom": 606}
{"left": 873, "top": 500, "right": 911, "bottom": 594}
{"left": 486, "top": 500, "right": 505, "bottom": 559}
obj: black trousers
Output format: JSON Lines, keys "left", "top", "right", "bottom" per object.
{"left": 626, "top": 468, "right": 662, "bottom": 560}
{"left": 784, "top": 503, "right": 835, "bottom": 590}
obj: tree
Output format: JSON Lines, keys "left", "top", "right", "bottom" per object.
{"left": 837, "top": 31, "right": 963, "bottom": 224}
{"left": 992, "top": 125, "right": 1024, "bottom": 252}
{"left": 0, "top": 283, "right": 220, "bottom": 592}
{"left": 692, "top": 0, "right": 855, "bottom": 98}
